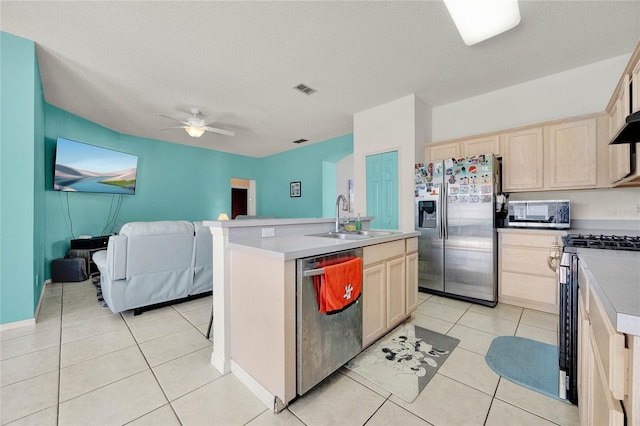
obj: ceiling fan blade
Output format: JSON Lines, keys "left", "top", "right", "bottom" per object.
{"left": 159, "top": 126, "right": 187, "bottom": 130}
{"left": 155, "top": 113, "right": 189, "bottom": 125}
{"left": 203, "top": 126, "right": 235, "bottom": 136}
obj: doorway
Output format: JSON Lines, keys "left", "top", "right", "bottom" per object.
{"left": 231, "top": 188, "right": 248, "bottom": 219}
{"left": 230, "top": 178, "right": 256, "bottom": 219}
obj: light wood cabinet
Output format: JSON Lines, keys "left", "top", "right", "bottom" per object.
{"left": 632, "top": 55, "right": 640, "bottom": 113}
{"left": 498, "top": 230, "right": 563, "bottom": 314}
{"left": 577, "top": 268, "right": 626, "bottom": 426}
{"left": 425, "top": 135, "right": 500, "bottom": 163}
{"left": 544, "top": 118, "right": 598, "bottom": 189}
{"left": 501, "top": 127, "right": 545, "bottom": 192}
{"left": 386, "top": 257, "right": 406, "bottom": 327}
{"left": 405, "top": 252, "right": 419, "bottom": 314}
{"left": 462, "top": 134, "right": 500, "bottom": 157}
{"left": 362, "top": 263, "right": 386, "bottom": 347}
{"left": 425, "top": 142, "right": 460, "bottom": 162}
{"left": 362, "top": 238, "right": 418, "bottom": 348}
{"left": 607, "top": 76, "right": 632, "bottom": 184}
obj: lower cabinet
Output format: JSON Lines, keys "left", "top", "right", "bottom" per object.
{"left": 498, "top": 230, "right": 564, "bottom": 314}
{"left": 578, "top": 265, "right": 626, "bottom": 426}
{"left": 362, "top": 238, "right": 418, "bottom": 348}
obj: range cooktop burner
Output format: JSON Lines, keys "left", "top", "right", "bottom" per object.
{"left": 563, "top": 234, "right": 640, "bottom": 251}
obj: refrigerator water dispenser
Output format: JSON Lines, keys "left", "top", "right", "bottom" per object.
{"left": 418, "top": 200, "right": 437, "bottom": 228}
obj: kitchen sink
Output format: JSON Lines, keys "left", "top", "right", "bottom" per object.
{"left": 307, "top": 230, "right": 397, "bottom": 240}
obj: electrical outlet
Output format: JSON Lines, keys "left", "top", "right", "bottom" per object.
{"left": 261, "top": 227, "right": 275, "bottom": 237}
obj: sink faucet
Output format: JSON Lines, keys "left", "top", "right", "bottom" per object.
{"left": 335, "top": 195, "right": 348, "bottom": 232}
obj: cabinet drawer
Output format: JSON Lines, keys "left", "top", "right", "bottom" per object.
{"left": 363, "top": 240, "right": 404, "bottom": 266}
{"left": 406, "top": 237, "right": 418, "bottom": 253}
{"left": 500, "top": 271, "right": 558, "bottom": 305}
{"left": 501, "top": 246, "right": 557, "bottom": 278}
{"left": 501, "top": 232, "right": 558, "bottom": 248}
{"left": 589, "top": 284, "right": 626, "bottom": 400}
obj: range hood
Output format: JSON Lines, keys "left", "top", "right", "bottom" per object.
{"left": 610, "top": 110, "right": 640, "bottom": 144}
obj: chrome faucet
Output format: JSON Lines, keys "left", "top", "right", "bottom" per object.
{"left": 335, "top": 195, "right": 348, "bottom": 232}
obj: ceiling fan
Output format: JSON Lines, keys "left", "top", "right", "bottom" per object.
{"left": 156, "top": 108, "right": 235, "bottom": 138}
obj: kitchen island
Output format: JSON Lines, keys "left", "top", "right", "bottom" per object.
{"left": 223, "top": 226, "right": 419, "bottom": 411}
{"left": 204, "top": 217, "right": 418, "bottom": 411}
{"left": 577, "top": 249, "right": 640, "bottom": 426}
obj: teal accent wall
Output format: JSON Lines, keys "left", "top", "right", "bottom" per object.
{"left": 43, "top": 105, "right": 261, "bottom": 278}
{"left": 0, "top": 32, "right": 45, "bottom": 324}
{"left": 0, "top": 31, "right": 354, "bottom": 326}
{"left": 258, "top": 134, "right": 353, "bottom": 218}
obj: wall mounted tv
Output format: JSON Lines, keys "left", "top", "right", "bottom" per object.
{"left": 53, "top": 137, "right": 138, "bottom": 195}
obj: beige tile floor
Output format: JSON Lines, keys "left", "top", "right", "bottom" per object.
{"left": 0, "top": 280, "right": 579, "bottom": 426}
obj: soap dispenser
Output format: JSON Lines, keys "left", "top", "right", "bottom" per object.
{"left": 355, "top": 214, "right": 362, "bottom": 230}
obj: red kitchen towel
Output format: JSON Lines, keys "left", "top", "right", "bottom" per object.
{"left": 313, "top": 257, "right": 362, "bottom": 314}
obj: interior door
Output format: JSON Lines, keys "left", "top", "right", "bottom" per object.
{"left": 366, "top": 151, "right": 398, "bottom": 230}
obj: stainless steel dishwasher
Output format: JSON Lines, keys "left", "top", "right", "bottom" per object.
{"left": 296, "top": 248, "right": 363, "bottom": 395}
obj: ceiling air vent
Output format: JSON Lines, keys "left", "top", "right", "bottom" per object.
{"left": 293, "top": 139, "right": 308, "bottom": 144}
{"left": 293, "top": 83, "right": 316, "bottom": 95}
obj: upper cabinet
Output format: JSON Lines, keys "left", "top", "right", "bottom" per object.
{"left": 605, "top": 41, "right": 640, "bottom": 187}
{"left": 425, "top": 142, "right": 460, "bottom": 163}
{"left": 544, "top": 118, "right": 597, "bottom": 190}
{"left": 501, "top": 127, "right": 545, "bottom": 191}
{"left": 462, "top": 135, "right": 500, "bottom": 157}
{"left": 425, "top": 134, "right": 499, "bottom": 163}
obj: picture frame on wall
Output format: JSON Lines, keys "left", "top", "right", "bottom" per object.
{"left": 290, "top": 181, "right": 301, "bottom": 197}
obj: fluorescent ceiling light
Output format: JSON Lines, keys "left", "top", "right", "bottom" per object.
{"left": 443, "top": 0, "right": 521, "bottom": 46}
{"left": 185, "top": 126, "right": 205, "bottom": 138}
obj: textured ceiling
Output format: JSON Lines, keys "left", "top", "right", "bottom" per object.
{"left": 2, "top": 1, "right": 639, "bottom": 157}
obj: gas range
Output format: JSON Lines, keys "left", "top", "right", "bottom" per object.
{"left": 563, "top": 233, "right": 640, "bottom": 251}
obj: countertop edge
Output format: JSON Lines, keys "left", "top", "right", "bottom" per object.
{"left": 229, "top": 231, "right": 420, "bottom": 260}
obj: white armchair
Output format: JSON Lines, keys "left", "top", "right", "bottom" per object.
{"left": 93, "top": 221, "right": 197, "bottom": 313}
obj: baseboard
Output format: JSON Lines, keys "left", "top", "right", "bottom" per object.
{"left": 33, "top": 279, "right": 51, "bottom": 322}
{"left": 0, "top": 317, "right": 36, "bottom": 331}
{"left": 230, "top": 360, "right": 281, "bottom": 412}
{"left": 0, "top": 279, "right": 50, "bottom": 331}
{"left": 210, "top": 351, "right": 231, "bottom": 375}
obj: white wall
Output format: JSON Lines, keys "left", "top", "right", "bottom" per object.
{"left": 336, "top": 154, "right": 354, "bottom": 214}
{"left": 415, "top": 96, "right": 432, "bottom": 164}
{"left": 431, "top": 54, "right": 630, "bottom": 142}
{"left": 430, "top": 53, "right": 640, "bottom": 222}
{"left": 354, "top": 94, "right": 417, "bottom": 231}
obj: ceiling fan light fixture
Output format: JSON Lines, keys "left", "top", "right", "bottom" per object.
{"left": 443, "top": 0, "right": 521, "bottom": 46}
{"left": 185, "top": 126, "right": 205, "bottom": 138}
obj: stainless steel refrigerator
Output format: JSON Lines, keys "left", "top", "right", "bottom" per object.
{"left": 414, "top": 154, "right": 499, "bottom": 306}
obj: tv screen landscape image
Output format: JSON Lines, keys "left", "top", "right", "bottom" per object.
{"left": 54, "top": 137, "right": 138, "bottom": 195}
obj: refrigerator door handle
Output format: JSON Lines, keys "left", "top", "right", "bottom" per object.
{"left": 437, "top": 184, "right": 443, "bottom": 240}
{"left": 443, "top": 182, "right": 448, "bottom": 240}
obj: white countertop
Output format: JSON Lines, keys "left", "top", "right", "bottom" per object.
{"left": 229, "top": 231, "right": 420, "bottom": 260}
{"left": 578, "top": 249, "right": 640, "bottom": 336}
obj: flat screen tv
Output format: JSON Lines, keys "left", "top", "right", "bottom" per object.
{"left": 53, "top": 137, "right": 138, "bottom": 195}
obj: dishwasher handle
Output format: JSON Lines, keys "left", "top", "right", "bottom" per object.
{"left": 303, "top": 268, "right": 325, "bottom": 278}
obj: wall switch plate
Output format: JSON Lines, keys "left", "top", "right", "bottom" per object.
{"left": 262, "top": 227, "right": 275, "bottom": 237}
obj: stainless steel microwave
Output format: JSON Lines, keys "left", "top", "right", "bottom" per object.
{"left": 507, "top": 200, "right": 570, "bottom": 229}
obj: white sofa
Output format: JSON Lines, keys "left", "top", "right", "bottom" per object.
{"left": 92, "top": 220, "right": 213, "bottom": 313}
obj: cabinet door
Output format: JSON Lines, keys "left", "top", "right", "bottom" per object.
{"left": 405, "top": 252, "right": 418, "bottom": 314}
{"left": 362, "top": 263, "right": 386, "bottom": 348}
{"left": 462, "top": 135, "right": 500, "bottom": 157}
{"left": 425, "top": 142, "right": 460, "bottom": 163}
{"left": 501, "top": 127, "right": 544, "bottom": 191}
{"left": 578, "top": 292, "right": 591, "bottom": 425}
{"left": 588, "top": 335, "right": 625, "bottom": 426}
{"left": 608, "top": 75, "right": 631, "bottom": 183}
{"left": 386, "top": 257, "right": 406, "bottom": 328}
{"left": 633, "top": 57, "right": 640, "bottom": 113}
{"left": 544, "top": 118, "right": 597, "bottom": 189}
